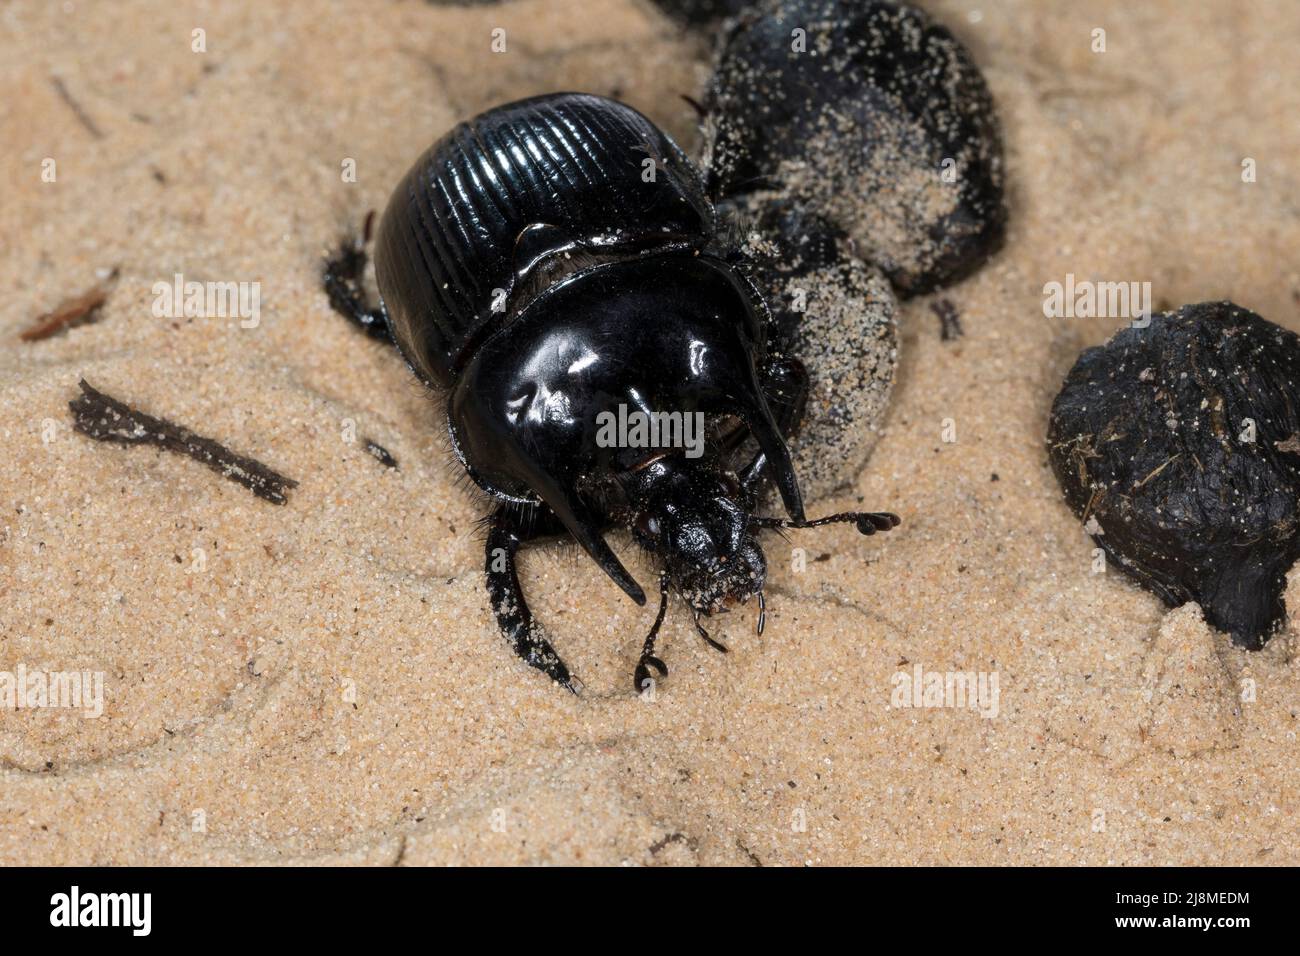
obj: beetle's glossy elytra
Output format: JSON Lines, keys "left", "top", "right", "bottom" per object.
{"left": 373, "top": 93, "right": 714, "bottom": 389}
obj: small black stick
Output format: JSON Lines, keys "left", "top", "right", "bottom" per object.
{"left": 50, "top": 76, "right": 104, "bottom": 140}
{"left": 364, "top": 438, "right": 398, "bottom": 469}
{"left": 69, "top": 379, "right": 298, "bottom": 504}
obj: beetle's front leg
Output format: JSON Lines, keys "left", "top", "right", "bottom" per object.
{"left": 485, "top": 507, "right": 578, "bottom": 693}
{"left": 739, "top": 355, "right": 809, "bottom": 496}
{"left": 746, "top": 346, "right": 901, "bottom": 538}
{"left": 721, "top": 194, "right": 898, "bottom": 499}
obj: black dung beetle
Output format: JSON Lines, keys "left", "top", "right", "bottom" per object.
{"left": 322, "top": 0, "right": 1003, "bottom": 697}
{"left": 324, "top": 90, "right": 900, "bottom": 693}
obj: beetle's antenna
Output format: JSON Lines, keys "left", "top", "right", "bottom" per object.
{"left": 753, "top": 511, "right": 901, "bottom": 536}
{"left": 692, "top": 610, "right": 728, "bottom": 653}
{"left": 634, "top": 573, "right": 671, "bottom": 694}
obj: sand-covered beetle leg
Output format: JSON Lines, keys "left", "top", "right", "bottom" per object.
{"left": 323, "top": 215, "right": 393, "bottom": 343}
{"left": 484, "top": 507, "right": 579, "bottom": 693}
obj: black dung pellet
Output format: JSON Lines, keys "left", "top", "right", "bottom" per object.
{"left": 1048, "top": 302, "right": 1300, "bottom": 648}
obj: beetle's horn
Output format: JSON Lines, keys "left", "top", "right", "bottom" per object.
{"left": 741, "top": 399, "right": 805, "bottom": 523}
{"left": 538, "top": 482, "right": 647, "bottom": 606}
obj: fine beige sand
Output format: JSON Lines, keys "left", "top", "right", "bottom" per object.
{"left": 2, "top": 0, "right": 1297, "bottom": 865}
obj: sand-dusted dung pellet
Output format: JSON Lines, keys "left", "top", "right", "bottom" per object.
{"left": 703, "top": 0, "right": 1007, "bottom": 296}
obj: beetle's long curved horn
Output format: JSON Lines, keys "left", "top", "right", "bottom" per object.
{"left": 537, "top": 482, "right": 647, "bottom": 606}
{"left": 741, "top": 398, "right": 805, "bottom": 523}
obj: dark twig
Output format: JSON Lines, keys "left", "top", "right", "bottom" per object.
{"left": 69, "top": 379, "right": 298, "bottom": 504}
{"left": 364, "top": 438, "right": 398, "bottom": 469}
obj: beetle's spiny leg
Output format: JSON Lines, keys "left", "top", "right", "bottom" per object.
{"left": 323, "top": 211, "right": 393, "bottom": 343}
{"left": 634, "top": 573, "right": 671, "bottom": 694}
{"left": 486, "top": 507, "right": 579, "bottom": 694}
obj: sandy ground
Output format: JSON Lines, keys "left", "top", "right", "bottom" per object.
{"left": 2, "top": 0, "right": 1298, "bottom": 865}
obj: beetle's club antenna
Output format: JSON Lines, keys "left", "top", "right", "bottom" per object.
{"left": 752, "top": 511, "right": 900, "bottom": 536}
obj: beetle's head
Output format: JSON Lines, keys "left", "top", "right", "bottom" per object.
{"left": 625, "top": 456, "right": 767, "bottom": 616}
